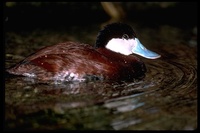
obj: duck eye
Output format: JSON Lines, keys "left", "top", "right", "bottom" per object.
{"left": 122, "top": 34, "right": 129, "bottom": 40}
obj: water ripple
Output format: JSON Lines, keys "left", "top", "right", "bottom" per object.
{"left": 104, "top": 44, "right": 197, "bottom": 130}
{"left": 5, "top": 44, "right": 197, "bottom": 130}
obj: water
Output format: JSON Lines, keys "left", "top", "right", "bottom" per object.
{"left": 5, "top": 23, "right": 197, "bottom": 130}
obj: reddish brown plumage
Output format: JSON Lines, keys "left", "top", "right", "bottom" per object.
{"left": 7, "top": 41, "right": 146, "bottom": 82}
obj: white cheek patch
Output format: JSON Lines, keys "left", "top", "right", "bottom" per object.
{"left": 106, "top": 38, "right": 136, "bottom": 55}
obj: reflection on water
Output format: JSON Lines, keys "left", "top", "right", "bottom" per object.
{"left": 5, "top": 23, "right": 197, "bottom": 130}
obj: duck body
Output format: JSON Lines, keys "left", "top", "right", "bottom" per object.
{"left": 7, "top": 23, "right": 160, "bottom": 82}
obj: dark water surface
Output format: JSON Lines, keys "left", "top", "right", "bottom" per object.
{"left": 5, "top": 22, "right": 197, "bottom": 130}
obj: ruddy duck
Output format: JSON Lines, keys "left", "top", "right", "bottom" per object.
{"left": 6, "top": 23, "right": 160, "bottom": 82}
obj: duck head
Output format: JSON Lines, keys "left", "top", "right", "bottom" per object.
{"left": 95, "top": 22, "right": 161, "bottom": 59}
